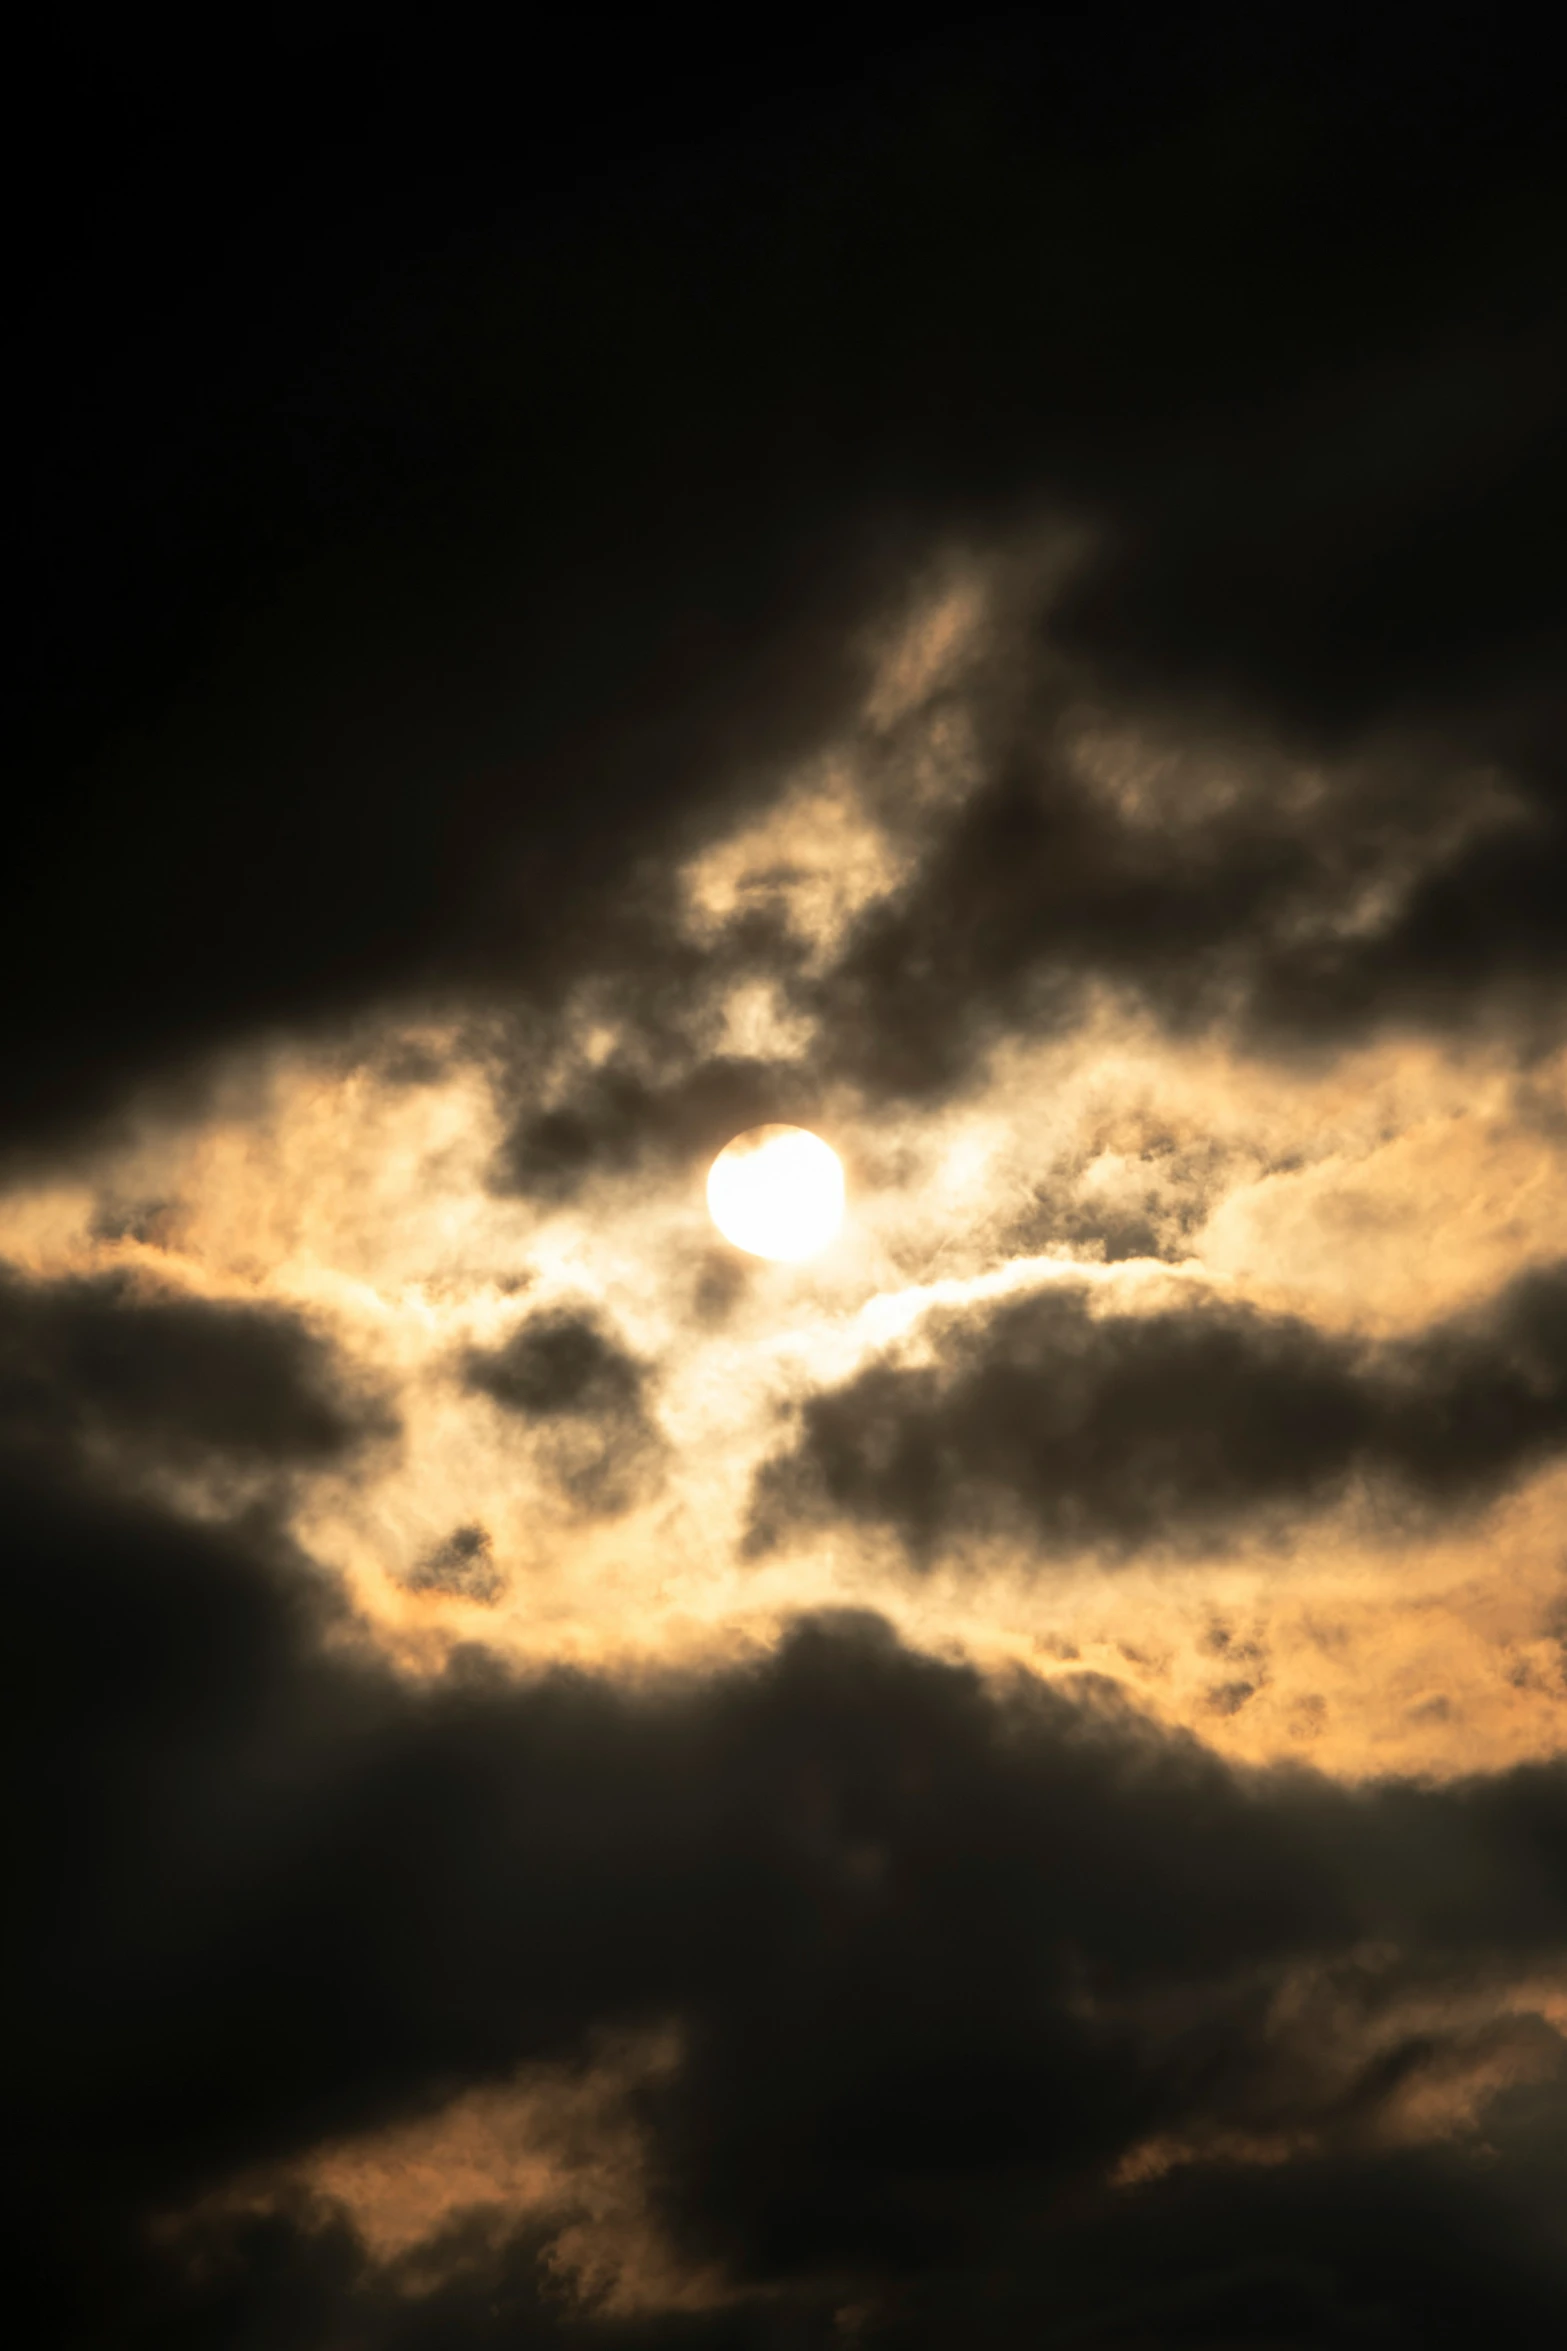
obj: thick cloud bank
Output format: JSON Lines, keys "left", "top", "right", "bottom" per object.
{"left": 9, "top": 1456, "right": 1567, "bottom": 2345}
{"left": 9, "top": 18, "right": 1566, "bottom": 1168}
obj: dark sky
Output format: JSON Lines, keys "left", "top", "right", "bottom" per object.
{"left": 10, "top": 14, "right": 1567, "bottom": 2347}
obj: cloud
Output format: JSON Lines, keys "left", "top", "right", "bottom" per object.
{"left": 749, "top": 1262, "right": 1567, "bottom": 1562}
{"left": 0, "top": 1265, "right": 391, "bottom": 1480}
{"left": 11, "top": 1469, "right": 1567, "bottom": 2341}
{"left": 810, "top": 700, "right": 1551, "bottom": 1104}
{"left": 9, "top": 21, "right": 1567, "bottom": 2345}
{"left": 403, "top": 1523, "right": 507, "bottom": 1606}
{"left": 500, "top": 1058, "right": 816, "bottom": 1205}
{"left": 475, "top": 559, "right": 1561, "bottom": 1207}
{"left": 464, "top": 1307, "right": 666, "bottom": 1515}
{"left": 10, "top": 20, "right": 1565, "bottom": 1175}
{"left": 129, "top": 2200, "right": 759, "bottom": 2349}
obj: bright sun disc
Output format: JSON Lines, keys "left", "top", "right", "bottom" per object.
{"left": 706, "top": 1125, "right": 845, "bottom": 1262}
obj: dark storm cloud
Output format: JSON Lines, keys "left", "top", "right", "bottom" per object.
{"left": 464, "top": 1307, "right": 665, "bottom": 1513}
{"left": 858, "top": 2112, "right": 1567, "bottom": 2348}
{"left": 0, "top": 1265, "right": 390, "bottom": 1476}
{"left": 749, "top": 1261, "right": 1567, "bottom": 1561}
{"left": 10, "top": 1483, "right": 1567, "bottom": 2345}
{"left": 10, "top": 17, "right": 1566, "bottom": 1165}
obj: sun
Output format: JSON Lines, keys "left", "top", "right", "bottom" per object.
{"left": 706, "top": 1125, "right": 845, "bottom": 1262}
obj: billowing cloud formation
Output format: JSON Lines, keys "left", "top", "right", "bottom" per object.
{"left": 10, "top": 1448, "right": 1567, "bottom": 2345}
{"left": 484, "top": 552, "right": 1559, "bottom": 1209}
{"left": 751, "top": 1262, "right": 1567, "bottom": 1561}
{"left": 8, "top": 18, "right": 1567, "bottom": 2348}
{"left": 11, "top": 23, "right": 1565, "bottom": 1175}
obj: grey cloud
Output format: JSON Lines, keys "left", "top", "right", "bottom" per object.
{"left": 501, "top": 1055, "right": 818, "bottom": 1205}
{"left": 806, "top": 651, "right": 1564, "bottom": 1112}
{"left": 749, "top": 1262, "right": 1567, "bottom": 1562}
{"left": 466, "top": 1308, "right": 647, "bottom": 1422}
{"left": 483, "top": 588, "right": 1564, "bottom": 1209}
{"left": 464, "top": 1307, "right": 666, "bottom": 1514}
{"left": 403, "top": 1523, "right": 507, "bottom": 1605}
{"left": 0, "top": 1266, "right": 391, "bottom": 1477}
{"left": 14, "top": 19, "right": 1567, "bottom": 2346}
{"left": 13, "top": 16, "right": 1563, "bottom": 1182}
{"left": 15, "top": 1484, "right": 1567, "bottom": 2344}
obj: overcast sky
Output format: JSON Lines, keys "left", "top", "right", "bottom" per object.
{"left": 10, "top": 14, "right": 1567, "bottom": 2346}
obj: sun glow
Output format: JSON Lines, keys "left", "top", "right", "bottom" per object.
{"left": 706, "top": 1125, "right": 845, "bottom": 1262}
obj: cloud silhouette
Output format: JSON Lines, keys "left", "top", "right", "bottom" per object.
{"left": 751, "top": 1264, "right": 1567, "bottom": 1560}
